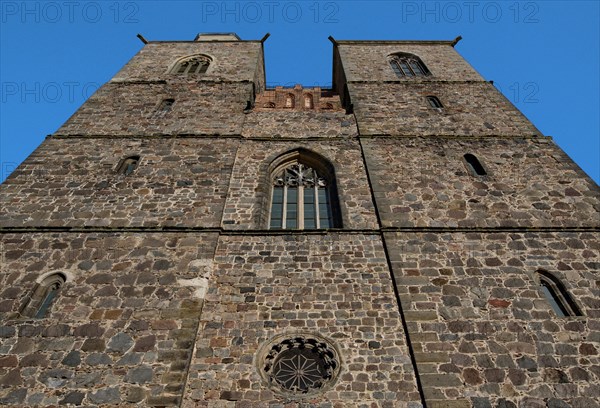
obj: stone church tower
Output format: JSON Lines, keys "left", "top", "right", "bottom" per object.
{"left": 0, "top": 33, "right": 598, "bottom": 407}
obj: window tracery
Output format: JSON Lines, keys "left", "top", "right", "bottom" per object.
{"left": 171, "top": 55, "right": 211, "bottom": 75}
{"left": 389, "top": 53, "right": 430, "bottom": 77}
{"left": 270, "top": 162, "right": 332, "bottom": 230}
{"left": 263, "top": 336, "right": 340, "bottom": 395}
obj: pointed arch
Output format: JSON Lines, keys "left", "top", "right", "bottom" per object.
{"left": 20, "top": 273, "right": 67, "bottom": 318}
{"left": 116, "top": 155, "right": 141, "bottom": 176}
{"left": 267, "top": 149, "right": 342, "bottom": 230}
{"left": 463, "top": 153, "right": 487, "bottom": 176}
{"left": 537, "top": 270, "right": 582, "bottom": 317}
{"left": 426, "top": 95, "right": 443, "bottom": 109}
{"left": 169, "top": 54, "right": 212, "bottom": 75}
{"left": 388, "top": 52, "right": 431, "bottom": 78}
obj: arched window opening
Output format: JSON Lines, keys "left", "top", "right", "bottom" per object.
{"left": 152, "top": 98, "right": 174, "bottom": 118}
{"left": 21, "top": 273, "right": 66, "bottom": 319}
{"left": 304, "top": 94, "right": 313, "bottom": 109}
{"left": 171, "top": 55, "right": 211, "bottom": 75}
{"left": 389, "top": 53, "right": 431, "bottom": 78}
{"left": 538, "top": 271, "right": 582, "bottom": 317}
{"left": 117, "top": 155, "right": 140, "bottom": 176}
{"left": 159, "top": 98, "right": 175, "bottom": 112}
{"left": 463, "top": 154, "right": 487, "bottom": 176}
{"left": 322, "top": 103, "right": 333, "bottom": 110}
{"left": 269, "top": 151, "right": 341, "bottom": 230}
{"left": 264, "top": 102, "right": 275, "bottom": 108}
{"left": 285, "top": 94, "right": 295, "bottom": 108}
{"left": 427, "top": 96, "right": 443, "bottom": 109}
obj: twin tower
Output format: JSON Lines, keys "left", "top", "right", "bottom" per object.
{"left": 0, "top": 33, "right": 598, "bottom": 408}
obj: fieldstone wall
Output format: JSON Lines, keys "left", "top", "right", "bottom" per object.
{"left": 56, "top": 82, "right": 252, "bottom": 136}
{"left": 336, "top": 43, "right": 484, "bottom": 82}
{"left": 1, "top": 35, "right": 599, "bottom": 408}
{"left": 384, "top": 231, "right": 600, "bottom": 408}
{"left": 242, "top": 110, "right": 357, "bottom": 139}
{"left": 0, "top": 138, "right": 237, "bottom": 228}
{"left": 0, "top": 232, "right": 218, "bottom": 407}
{"left": 349, "top": 82, "right": 540, "bottom": 137}
{"left": 112, "top": 41, "right": 264, "bottom": 84}
{"left": 220, "top": 139, "right": 378, "bottom": 230}
{"left": 362, "top": 137, "right": 600, "bottom": 229}
{"left": 182, "top": 233, "right": 422, "bottom": 408}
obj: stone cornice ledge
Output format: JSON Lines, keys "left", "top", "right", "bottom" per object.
{"left": 0, "top": 226, "right": 597, "bottom": 234}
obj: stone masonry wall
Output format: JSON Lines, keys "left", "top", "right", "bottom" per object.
{"left": 221, "top": 139, "right": 378, "bottom": 230}
{"left": 2, "top": 35, "right": 599, "bottom": 408}
{"left": 241, "top": 110, "right": 357, "bottom": 139}
{"left": 349, "top": 83, "right": 540, "bottom": 137}
{"left": 0, "top": 232, "right": 219, "bottom": 407}
{"left": 112, "top": 42, "right": 264, "bottom": 83}
{"left": 183, "top": 233, "right": 422, "bottom": 408}
{"left": 336, "top": 44, "right": 484, "bottom": 83}
{"left": 385, "top": 231, "right": 600, "bottom": 408}
{"left": 362, "top": 137, "right": 600, "bottom": 229}
{"left": 0, "top": 138, "right": 237, "bottom": 228}
{"left": 56, "top": 82, "right": 253, "bottom": 136}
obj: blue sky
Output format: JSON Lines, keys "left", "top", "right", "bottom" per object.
{"left": 1, "top": 1, "right": 598, "bottom": 184}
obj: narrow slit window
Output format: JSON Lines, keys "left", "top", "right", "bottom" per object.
{"left": 160, "top": 99, "right": 175, "bottom": 112}
{"left": 153, "top": 98, "right": 174, "bottom": 118}
{"left": 427, "top": 96, "right": 443, "bottom": 109}
{"left": 464, "top": 154, "right": 487, "bottom": 176}
{"left": 541, "top": 282, "right": 569, "bottom": 317}
{"left": 117, "top": 155, "right": 140, "bottom": 176}
{"left": 538, "top": 271, "right": 582, "bottom": 317}
{"left": 35, "top": 281, "right": 61, "bottom": 318}
{"left": 21, "top": 273, "right": 66, "bottom": 319}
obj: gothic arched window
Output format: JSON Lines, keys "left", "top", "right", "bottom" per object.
{"left": 21, "top": 273, "right": 66, "bottom": 318}
{"left": 171, "top": 55, "right": 211, "bottom": 75}
{"left": 269, "top": 151, "right": 341, "bottom": 230}
{"left": 427, "top": 96, "right": 443, "bottom": 109}
{"left": 152, "top": 98, "right": 175, "bottom": 118}
{"left": 389, "top": 53, "right": 431, "bottom": 78}
{"left": 116, "top": 155, "right": 140, "bottom": 176}
{"left": 538, "top": 271, "right": 582, "bottom": 317}
{"left": 463, "top": 154, "right": 487, "bottom": 176}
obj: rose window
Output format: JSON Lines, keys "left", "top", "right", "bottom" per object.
{"left": 263, "top": 336, "right": 339, "bottom": 394}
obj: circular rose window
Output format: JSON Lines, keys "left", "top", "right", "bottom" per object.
{"left": 262, "top": 335, "right": 340, "bottom": 395}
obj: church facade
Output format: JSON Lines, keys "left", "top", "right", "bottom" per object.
{"left": 0, "top": 33, "right": 598, "bottom": 408}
